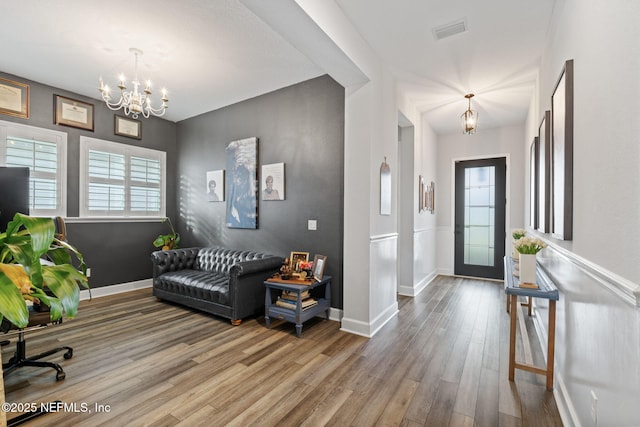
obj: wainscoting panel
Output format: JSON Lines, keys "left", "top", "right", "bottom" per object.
{"left": 369, "top": 233, "right": 399, "bottom": 336}
{"left": 398, "top": 227, "right": 437, "bottom": 296}
{"left": 533, "top": 244, "right": 640, "bottom": 426}
{"left": 341, "top": 233, "right": 399, "bottom": 337}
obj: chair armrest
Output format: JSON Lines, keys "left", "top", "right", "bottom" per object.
{"left": 151, "top": 248, "right": 201, "bottom": 277}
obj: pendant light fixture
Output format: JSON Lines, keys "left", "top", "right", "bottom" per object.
{"left": 461, "top": 93, "right": 478, "bottom": 134}
{"left": 99, "top": 48, "right": 168, "bottom": 119}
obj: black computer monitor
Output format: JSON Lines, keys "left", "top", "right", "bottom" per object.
{"left": 0, "top": 166, "right": 30, "bottom": 231}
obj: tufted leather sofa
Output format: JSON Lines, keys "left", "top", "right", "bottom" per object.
{"left": 151, "top": 247, "right": 283, "bottom": 325}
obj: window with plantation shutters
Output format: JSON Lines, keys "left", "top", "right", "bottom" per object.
{"left": 0, "top": 120, "right": 67, "bottom": 217}
{"left": 80, "top": 136, "right": 165, "bottom": 218}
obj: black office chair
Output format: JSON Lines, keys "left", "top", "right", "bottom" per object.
{"left": 1, "top": 216, "right": 74, "bottom": 381}
{"left": 2, "top": 312, "right": 73, "bottom": 381}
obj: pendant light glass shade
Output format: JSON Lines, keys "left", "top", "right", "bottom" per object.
{"left": 461, "top": 93, "right": 478, "bottom": 134}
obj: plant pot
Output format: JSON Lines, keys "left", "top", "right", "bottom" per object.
{"left": 519, "top": 253, "right": 537, "bottom": 285}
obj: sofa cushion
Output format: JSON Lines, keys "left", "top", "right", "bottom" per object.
{"left": 155, "top": 269, "right": 230, "bottom": 305}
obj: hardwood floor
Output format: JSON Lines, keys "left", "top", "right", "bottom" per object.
{"left": 2, "top": 276, "right": 563, "bottom": 426}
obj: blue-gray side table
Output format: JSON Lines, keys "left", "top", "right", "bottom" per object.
{"left": 504, "top": 256, "right": 559, "bottom": 390}
{"left": 264, "top": 275, "right": 331, "bottom": 338}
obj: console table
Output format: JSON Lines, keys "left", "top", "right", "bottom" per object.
{"left": 504, "top": 256, "right": 559, "bottom": 390}
{"left": 264, "top": 276, "right": 331, "bottom": 337}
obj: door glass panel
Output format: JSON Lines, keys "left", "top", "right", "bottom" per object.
{"left": 463, "top": 166, "right": 496, "bottom": 266}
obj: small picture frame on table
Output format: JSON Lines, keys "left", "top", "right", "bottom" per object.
{"left": 115, "top": 115, "right": 142, "bottom": 139}
{"left": 289, "top": 251, "right": 309, "bottom": 271}
{"left": 54, "top": 95, "right": 94, "bottom": 131}
{"left": 0, "top": 77, "right": 29, "bottom": 119}
{"left": 312, "top": 254, "right": 327, "bottom": 281}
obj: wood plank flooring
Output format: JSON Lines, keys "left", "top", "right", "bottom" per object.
{"left": 2, "top": 276, "right": 563, "bottom": 426}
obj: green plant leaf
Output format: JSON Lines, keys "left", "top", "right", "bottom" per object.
{"left": 0, "top": 273, "right": 29, "bottom": 328}
{"left": 43, "top": 265, "right": 84, "bottom": 318}
{"left": 14, "top": 214, "right": 54, "bottom": 257}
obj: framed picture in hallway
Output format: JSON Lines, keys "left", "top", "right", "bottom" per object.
{"left": 537, "top": 110, "right": 551, "bottom": 233}
{"left": 418, "top": 175, "right": 425, "bottom": 212}
{"left": 551, "top": 60, "right": 574, "bottom": 240}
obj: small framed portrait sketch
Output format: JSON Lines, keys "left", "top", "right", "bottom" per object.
{"left": 206, "top": 170, "right": 225, "bottom": 202}
{"left": 261, "top": 163, "right": 285, "bottom": 201}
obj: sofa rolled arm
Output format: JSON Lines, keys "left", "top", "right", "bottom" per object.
{"left": 230, "top": 256, "right": 284, "bottom": 278}
{"left": 151, "top": 248, "right": 201, "bottom": 278}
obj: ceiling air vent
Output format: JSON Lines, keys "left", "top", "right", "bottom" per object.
{"left": 433, "top": 19, "right": 468, "bottom": 41}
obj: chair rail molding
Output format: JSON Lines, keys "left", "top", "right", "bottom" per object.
{"left": 532, "top": 230, "right": 640, "bottom": 307}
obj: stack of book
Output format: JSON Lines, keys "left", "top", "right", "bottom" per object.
{"left": 275, "top": 289, "right": 317, "bottom": 310}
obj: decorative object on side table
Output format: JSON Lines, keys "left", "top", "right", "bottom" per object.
{"left": 279, "top": 258, "right": 292, "bottom": 280}
{"left": 289, "top": 251, "right": 309, "bottom": 273}
{"left": 153, "top": 217, "right": 180, "bottom": 250}
{"left": 312, "top": 254, "right": 327, "bottom": 282}
{"left": 513, "top": 236, "right": 547, "bottom": 288}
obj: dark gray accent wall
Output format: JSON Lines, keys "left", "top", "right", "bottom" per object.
{"left": 176, "top": 75, "right": 345, "bottom": 308}
{"left": 0, "top": 71, "right": 178, "bottom": 288}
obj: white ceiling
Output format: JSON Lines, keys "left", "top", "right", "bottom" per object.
{"left": 0, "top": 0, "right": 556, "bottom": 134}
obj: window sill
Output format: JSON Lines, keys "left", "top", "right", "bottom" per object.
{"left": 63, "top": 217, "right": 167, "bottom": 224}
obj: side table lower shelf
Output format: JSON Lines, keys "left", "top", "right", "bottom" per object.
{"left": 264, "top": 276, "right": 331, "bottom": 337}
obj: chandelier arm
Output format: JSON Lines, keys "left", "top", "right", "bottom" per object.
{"left": 145, "top": 104, "right": 168, "bottom": 116}
{"left": 100, "top": 93, "right": 126, "bottom": 111}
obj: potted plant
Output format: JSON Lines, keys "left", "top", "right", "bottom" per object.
{"left": 514, "top": 236, "right": 547, "bottom": 286}
{"left": 0, "top": 213, "right": 89, "bottom": 328}
{"left": 153, "top": 217, "right": 180, "bottom": 250}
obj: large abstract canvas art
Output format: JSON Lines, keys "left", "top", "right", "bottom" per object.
{"left": 225, "top": 137, "right": 258, "bottom": 229}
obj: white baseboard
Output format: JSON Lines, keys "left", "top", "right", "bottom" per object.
{"left": 340, "top": 301, "right": 398, "bottom": 338}
{"left": 398, "top": 271, "right": 437, "bottom": 297}
{"left": 80, "top": 279, "right": 153, "bottom": 301}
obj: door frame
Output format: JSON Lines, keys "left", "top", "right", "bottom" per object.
{"left": 449, "top": 153, "right": 511, "bottom": 280}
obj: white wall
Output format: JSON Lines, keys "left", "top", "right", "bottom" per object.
{"left": 289, "top": 0, "right": 401, "bottom": 337}
{"left": 397, "top": 95, "right": 439, "bottom": 297}
{"left": 436, "top": 125, "right": 526, "bottom": 275}
{"left": 524, "top": 1, "right": 640, "bottom": 425}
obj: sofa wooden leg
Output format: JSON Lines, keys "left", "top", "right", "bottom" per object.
{"left": 231, "top": 319, "right": 242, "bottom": 326}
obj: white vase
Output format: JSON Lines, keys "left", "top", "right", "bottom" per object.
{"left": 519, "top": 254, "right": 537, "bottom": 285}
